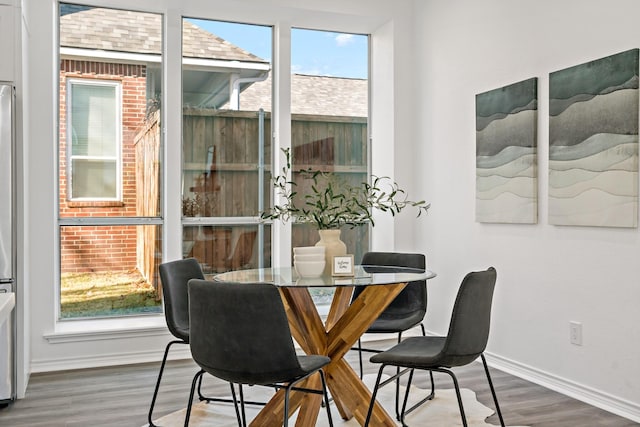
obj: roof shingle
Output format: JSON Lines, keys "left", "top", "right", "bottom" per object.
{"left": 59, "top": 7, "right": 265, "bottom": 63}
{"left": 237, "top": 74, "right": 368, "bottom": 117}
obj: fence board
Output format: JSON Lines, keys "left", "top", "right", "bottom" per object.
{"left": 134, "top": 110, "right": 162, "bottom": 299}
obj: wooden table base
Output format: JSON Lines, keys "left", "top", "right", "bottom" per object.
{"left": 249, "top": 282, "right": 407, "bottom": 427}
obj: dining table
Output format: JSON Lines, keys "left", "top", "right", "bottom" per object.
{"left": 213, "top": 264, "right": 436, "bottom": 427}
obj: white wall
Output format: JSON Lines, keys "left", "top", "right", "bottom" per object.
{"left": 408, "top": 0, "right": 640, "bottom": 421}
{"left": 0, "top": 4, "right": 15, "bottom": 81}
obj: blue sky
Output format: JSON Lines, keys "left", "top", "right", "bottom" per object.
{"left": 189, "top": 19, "right": 368, "bottom": 79}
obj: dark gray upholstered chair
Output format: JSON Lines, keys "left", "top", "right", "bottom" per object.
{"left": 148, "top": 258, "right": 259, "bottom": 427}
{"left": 352, "top": 251, "right": 434, "bottom": 419}
{"left": 364, "top": 267, "right": 504, "bottom": 427}
{"left": 185, "top": 279, "right": 334, "bottom": 427}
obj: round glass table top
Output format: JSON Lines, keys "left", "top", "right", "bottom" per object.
{"left": 213, "top": 265, "right": 436, "bottom": 288}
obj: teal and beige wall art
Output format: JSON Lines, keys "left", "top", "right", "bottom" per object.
{"left": 549, "top": 48, "right": 639, "bottom": 228}
{"left": 476, "top": 78, "right": 538, "bottom": 224}
{"left": 476, "top": 49, "right": 639, "bottom": 227}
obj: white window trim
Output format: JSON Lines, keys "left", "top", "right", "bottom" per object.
{"left": 66, "top": 78, "right": 123, "bottom": 202}
{"left": 45, "top": 315, "right": 167, "bottom": 344}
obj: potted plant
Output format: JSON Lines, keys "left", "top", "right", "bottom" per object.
{"left": 260, "top": 148, "right": 430, "bottom": 266}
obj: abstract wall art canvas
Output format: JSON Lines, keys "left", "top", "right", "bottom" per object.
{"left": 549, "top": 49, "right": 639, "bottom": 227}
{"left": 476, "top": 78, "right": 538, "bottom": 224}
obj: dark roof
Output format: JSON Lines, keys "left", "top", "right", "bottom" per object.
{"left": 59, "top": 7, "right": 265, "bottom": 63}
{"left": 235, "top": 74, "right": 368, "bottom": 117}
{"left": 59, "top": 6, "right": 366, "bottom": 116}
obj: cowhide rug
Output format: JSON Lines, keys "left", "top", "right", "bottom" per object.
{"left": 147, "top": 374, "right": 528, "bottom": 427}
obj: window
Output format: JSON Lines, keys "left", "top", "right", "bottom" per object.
{"left": 55, "top": 4, "right": 371, "bottom": 321}
{"left": 57, "top": 4, "right": 163, "bottom": 319}
{"left": 67, "top": 79, "right": 121, "bottom": 200}
{"left": 289, "top": 28, "right": 370, "bottom": 260}
{"left": 181, "top": 18, "right": 272, "bottom": 274}
{"left": 287, "top": 28, "right": 370, "bottom": 307}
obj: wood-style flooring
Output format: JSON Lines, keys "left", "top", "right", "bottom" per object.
{"left": 0, "top": 343, "right": 637, "bottom": 427}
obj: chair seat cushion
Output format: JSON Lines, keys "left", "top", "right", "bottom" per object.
{"left": 366, "top": 310, "right": 425, "bottom": 333}
{"left": 370, "top": 336, "right": 445, "bottom": 367}
{"left": 200, "top": 354, "right": 330, "bottom": 385}
{"left": 297, "top": 355, "right": 331, "bottom": 376}
{"left": 370, "top": 336, "right": 480, "bottom": 368}
{"left": 173, "top": 326, "right": 190, "bottom": 343}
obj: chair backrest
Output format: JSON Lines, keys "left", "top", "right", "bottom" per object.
{"left": 188, "top": 279, "right": 305, "bottom": 385}
{"left": 441, "top": 267, "right": 497, "bottom": 366}
{"left": 353, "top": 252, "right": 427, "bottom": 317}
{"left": 158, "top": 258, "right": 204, "bottom": 342}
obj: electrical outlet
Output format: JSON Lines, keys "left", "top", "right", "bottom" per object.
{"left": 569, "top": 321, "right": 582, "bottom": 346}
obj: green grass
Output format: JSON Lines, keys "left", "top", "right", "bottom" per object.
{"left": 60, "top": 270, "right": 162, "bottom": 319}
{"left": 60, "top": 270, "right": 334, "bottom": 318}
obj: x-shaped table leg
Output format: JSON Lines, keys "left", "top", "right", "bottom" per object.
{"left": 249, "top": 283, "right": 407, "bottom": 426}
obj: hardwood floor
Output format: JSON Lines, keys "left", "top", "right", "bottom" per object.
{"left": 0, "top": 346, "right": 637, "bottom": 427}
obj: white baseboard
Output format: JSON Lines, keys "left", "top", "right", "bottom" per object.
{"left": 484, "top": 351, "right": 640, "bottom": 423}
{"left": 30, "top": 345, "right": 193, "bottom": 374}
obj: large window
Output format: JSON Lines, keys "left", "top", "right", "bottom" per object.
{"left": 57, "top": 4, "right": 163, "bottom": 319}
{"left": 289, "top": 28, "right": 370, "bottom": 260}
{"left": 181, "top": 18, "right": 272, "bottom": 275}
{"left": 55, "top": 5, "right": 371, "bottom": 320}
{"left": 67, "top": 79, "right": 121, "bottom": 200}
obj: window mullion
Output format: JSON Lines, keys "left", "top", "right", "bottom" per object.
{"left": 272, "top": 22, "right": 292, "bottom": 269}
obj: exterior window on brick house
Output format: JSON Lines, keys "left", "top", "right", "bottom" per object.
{"left": 67, "top": 79, "right": 121, "bottom": 200}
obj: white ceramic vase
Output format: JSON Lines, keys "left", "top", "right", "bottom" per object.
{"left": 315, "top": 229, "right": 347, "bottom": 275}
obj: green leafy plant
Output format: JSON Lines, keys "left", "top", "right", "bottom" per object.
{"left": 260, "top": 148, "right": 430, "bottom": 229}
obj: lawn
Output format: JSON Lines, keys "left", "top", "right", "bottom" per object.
{"left": 60, "top": 269, "right": 335, "bottom": 318}
{"left": 60, "top": 270, "right": 162, "bottom": 318}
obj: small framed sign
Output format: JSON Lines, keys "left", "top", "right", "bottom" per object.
{"left": 332, "top": 254, "right": 355, "bottom": 276}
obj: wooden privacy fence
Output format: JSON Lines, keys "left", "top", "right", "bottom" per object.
{"left": 182, "top": 108, "right": 368, "bottom": 266}
{"left": 181, "top": 108, "right": 368, "bottom": 215}
{"left": 136, "top": 108, "right": 368, "bottom": 294}
{"left": 135, "top": 110, "right": 162, "bottom": 299}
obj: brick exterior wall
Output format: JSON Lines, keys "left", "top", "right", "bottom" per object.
{"left": 59, "top": 225, "right": 139, "bottom": 273}
{"left": 59, "top": 60, "right": 148, "bottom": 274}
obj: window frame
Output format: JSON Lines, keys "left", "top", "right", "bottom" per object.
{"left": 65, "top": 77, "right": 123, "bottom": 202}
{"left": 56, "top": 5, "right": 165, "bottom": 323}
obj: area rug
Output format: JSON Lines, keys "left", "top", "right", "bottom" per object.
{"left": 148, "top": 375, "right": 528, "bottom": 426}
